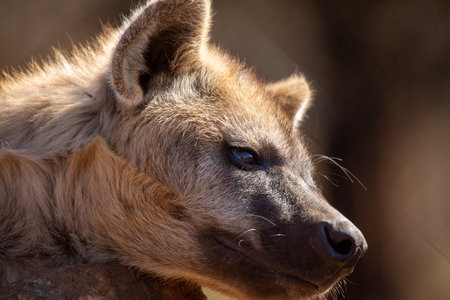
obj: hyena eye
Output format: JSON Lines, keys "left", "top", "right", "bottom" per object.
{"left": 228, "top": 147, "right": 258, "bottom": 170}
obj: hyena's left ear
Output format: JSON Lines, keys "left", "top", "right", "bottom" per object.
{"left": 267, "top": 74, "right": 313, "bottom": 129}
{"left": 110, "top": 0, "right": 211, "bottom": 107}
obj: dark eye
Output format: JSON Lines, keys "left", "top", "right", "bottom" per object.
{"left": 228, "top": 147, "right": 258, "bottom": 169}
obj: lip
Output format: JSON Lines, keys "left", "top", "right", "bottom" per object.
{"left": 212, "top": 237, "right": 320, "bottom": 292}
{"left": 314, "top": 247, "right": 363, "bottom": 290}
{"left": 342, "top": 247, "right": 363, "bottom": 273}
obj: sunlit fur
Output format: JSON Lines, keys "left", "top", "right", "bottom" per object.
{"left": 0, "top": 1, "right": 364, "bottom": 299}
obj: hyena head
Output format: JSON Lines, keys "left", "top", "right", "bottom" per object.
{"left": 91, "top": 0, "right": 367, "bottom": 299}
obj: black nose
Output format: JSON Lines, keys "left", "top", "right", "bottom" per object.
{"left": 319, "top": 221, "right": 367, "bottom": 267}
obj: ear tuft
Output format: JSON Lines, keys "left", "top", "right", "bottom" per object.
{"left": 267, "top": 74, "right": 313, "bottom": 129}
{"left": 110, "top": 0, "right": 211, "bottom": 107}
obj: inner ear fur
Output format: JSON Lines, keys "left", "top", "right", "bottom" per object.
{"left": 111, "top": 0, "right": 211, "bottom": 107}
{"left": 267, "top": 74, "right": 313, "bottom": 128}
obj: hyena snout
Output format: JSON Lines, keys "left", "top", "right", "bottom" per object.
{"left": 316, "top": 219, "right": 368, "bottom": 272}
{"left": 261, "top": 211, "right": 367, "bottom": 288}
{"left": 289, "top": 217, "right": 366, "bottom": 262}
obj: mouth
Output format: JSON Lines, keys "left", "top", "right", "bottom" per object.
{"left": 211, "top": 237, "right": 320, "bottom": 293}
{"left": 205, "top": 232, "right": 362, "bottom": 300}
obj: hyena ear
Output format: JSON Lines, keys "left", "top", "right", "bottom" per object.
{"left": 110, "top": 0, "right": 211, "bottom": 107}
{"left": 267, "top": 74, "right": 313, "bottom": 129}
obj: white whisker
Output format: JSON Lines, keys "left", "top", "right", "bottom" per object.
{"left": 235, "top": 228, "right": 257, "bottom": 239}
{"left": 246, "top": 214, "right": 278, "bottom": 227}
{"left": 271, "top": 233, "right": 287, "bottom": 238}
{"left": 312, "top": 154, "right": 367, "bottom": 190}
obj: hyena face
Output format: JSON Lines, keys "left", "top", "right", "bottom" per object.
{"left": 0, "top": 0, "right": 366, "bottom": 299}
{"left": 101, "top": 0, "right": 367, "bottom": 299}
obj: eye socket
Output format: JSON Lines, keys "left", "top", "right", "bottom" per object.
{"left": 228, "top": 147, "right": 258, "bottom": 169}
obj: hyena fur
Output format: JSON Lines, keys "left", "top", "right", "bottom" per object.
{"left": 0, "top": 0, "right": 367, "bottom": 299}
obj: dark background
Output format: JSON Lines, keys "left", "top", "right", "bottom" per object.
{"left": 1, "top": 1, "right": 449, "bottom": 299}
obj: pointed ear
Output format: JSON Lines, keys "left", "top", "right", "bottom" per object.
{"left": 267, "top": 74, "right": 313, "bottom": 129}
{"left": 110, "top": 0, "right": 211, "bottom": 107}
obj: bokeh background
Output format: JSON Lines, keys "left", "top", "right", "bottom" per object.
{"left": 1, "top": 1, "right": 449, "bottom": 299}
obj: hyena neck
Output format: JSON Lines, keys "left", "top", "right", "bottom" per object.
{"left": 0, "top": 137, "right": 169, "bottom": 282}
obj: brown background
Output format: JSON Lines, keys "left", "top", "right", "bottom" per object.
{"left": 1, "top": 1, "right": 449, "bottom": 299}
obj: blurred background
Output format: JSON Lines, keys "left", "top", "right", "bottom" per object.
{"left": 1, "top": 0, "right": 449, "bottom": 299}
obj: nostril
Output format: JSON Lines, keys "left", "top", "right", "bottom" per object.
{"left": 324, "top": 224, "right": 355, "bottom": 259}
{"left": 327, "top": 232, "right": 353, "bottom": 256}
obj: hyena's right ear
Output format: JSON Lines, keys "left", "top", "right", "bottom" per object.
{"left": 110, "top": 0, "right": 211, "bottom": 107}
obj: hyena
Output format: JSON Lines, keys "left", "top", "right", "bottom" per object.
{"left": 0, "top": 0, "right": 367, "bottom": 299}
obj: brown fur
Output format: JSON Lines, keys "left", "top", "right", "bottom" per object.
{"left": 0, "top": 1, "right": 366, "bottom": 299}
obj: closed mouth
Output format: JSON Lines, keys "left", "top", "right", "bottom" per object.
{"left": 212, "top": 237, "right": 320, "bottom": 292}
{"left": 315, "top": 247, "right": 364, "bottom": 290}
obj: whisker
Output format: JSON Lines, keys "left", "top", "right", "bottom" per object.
{"left": 324, "top": 277, "right": 348, "bottom": 300}
{"left": 235, "top": 228, "right": 257, "bottom": 239}
{"left": 344, "top": 277, "right": 356, "bottom": 287}
{"left": 246, "top": 214, "right": 278, "bottom": 227}
{"left": 271, "top": 233, "right": 287, "bottom": 238}
{"left": 312, "top": 154, "right": 367, "bottom": 190}
{"left": 321, "top": 174, "right": 339, "bottom": 187}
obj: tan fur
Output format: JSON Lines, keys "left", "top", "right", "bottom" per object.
{"left": 0, "top": 1, "right": 365, "bottom": 299}
{"left": 267, "top": 74, "right": 313, "bottom": 129}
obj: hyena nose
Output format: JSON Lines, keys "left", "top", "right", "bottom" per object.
{"left": 319, "top": 220, "right": 368, "bottom": 270}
